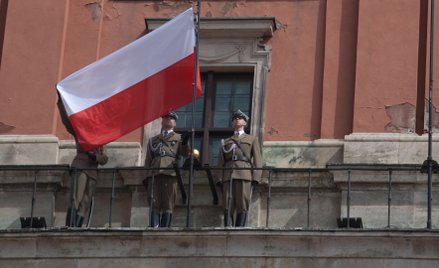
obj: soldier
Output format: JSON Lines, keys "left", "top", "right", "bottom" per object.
{"left": 66, "top": 141, "right": 108, "bottom": 227}
{"left": 143, "top": 112, "right": 190, "bottom": 227}
{"left": 218, "top": 110, "right": 262, "bottom": 227}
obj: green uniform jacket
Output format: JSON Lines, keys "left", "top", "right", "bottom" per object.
{"left": 219, "top": 133, "right": 262, "bottom": 183}
{"left": 71, "top": 145, "right": 108, "bottom": 179}
{"left": 145, "top": 132, "right": 190, "bottom": 177}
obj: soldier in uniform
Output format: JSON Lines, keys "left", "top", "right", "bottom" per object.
{"left": 218, "top": 110, "right": 262, "bottom": 227}
{"left": 66, "top": 140, "right": 108, "bottom": 227}
{"left": 143, "top": 112, "right": 190, "bottom": 227}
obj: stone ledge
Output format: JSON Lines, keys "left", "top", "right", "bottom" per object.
{"left": 0, "top": 135, "right": 59, "bottom": 164}
{"left": 0, "top": 229, "right": 438, "bottom": 260}
{"left": 263, "top": 140, "right": 344, "bottom": 168}
{"left": 0, "top": 135, "right": 59, "bottom": 143}
{"left": 345, "top": 133, "right": 439, "bottom": 142}
{"left": 328, "top": 164, "right": 439, "bottom": 184}
{"left": 0, "top": 136, "right": 142, "bottom": 166}
{"left": 344, "top": 133, "right": 439, "bottom": 164}
{"left": 0, "top": 165, "right": 68, "bottom": 184}
{"left": 59, "top": 140, "right": 141, "bottom": 167}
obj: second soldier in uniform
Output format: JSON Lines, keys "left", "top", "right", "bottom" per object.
{"left": 143, "top": 112, "right": 190, "bottom": 227}
{"left": 218, "top": 110, "right": 262, "bottom": 227}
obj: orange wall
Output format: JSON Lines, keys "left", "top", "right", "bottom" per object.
{"left": 0, "top": 0, "right": 66, "bottom": 135}
{"left": 1, "top": 0, "right": 438, "bottom": 143}
{"left": 321, "top": 0, "right": 358, "bottom": 139}
{"left": 354, "top": 0, "right": 420, "bottom": 133}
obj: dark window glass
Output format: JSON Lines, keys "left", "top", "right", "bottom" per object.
{"left": 176, "top": 72, "right": 253, "bottom": 166}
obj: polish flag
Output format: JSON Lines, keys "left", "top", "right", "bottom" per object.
{"left": 56, "top": 8, "right": 201, "bottom": 151}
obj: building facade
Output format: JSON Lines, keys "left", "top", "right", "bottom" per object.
{"left": 1, "top": 0, "right": 439, "bottom": 229}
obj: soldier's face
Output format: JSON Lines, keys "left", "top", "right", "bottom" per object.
{"left": 232, "top": 117, "right": 247, "bottom": 129}
{"left": 162, "top": 116, "right": 176, "bottom": 129}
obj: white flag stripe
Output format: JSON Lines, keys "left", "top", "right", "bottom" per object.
{"left": 57, "top": 8, "right": 195, "bottom": 116}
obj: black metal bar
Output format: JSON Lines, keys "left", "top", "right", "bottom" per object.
{"left": 70, "top": 168, "right": 78, "bottom": 227}
{"left": 149, "top": 173, "right": 155, "bottom": 227}
{"left": 187, "top": 0, "right": 201, "bottom": 228}
{"left": 427, "top": 0, "right": 435, "bottom": 230}
{"left": 87, "top": 197, "right": 94, "bottom": 228}
{"left": 0, "top": 165, "right": 70, "bottom": 171}
{"left": 1, "top": 164, "right": 428, "bottom": 172}
{"left": 266, "top": 169, "right": 273, "bottom": 228}
{"left": 247, "top": 182, "right": 255, "bottom": 227}
{"left": 204, "top": 164, "right": 219, "bottom": 205}
{"left": 307, "top": 169, "right": 311, "bottom": 228}
{"left": 87, "top": 171, "right": 98, "bottom": 228}
{"left": 174, "top": 163, "right": 187, "bottom": 204}
{"left": 347, "top": 169, "right": 351, "bottom": 229}
{"left": 227, "top": 177, "right": 233, "bottom": 227}
{"left": 108, "top": 169, "right": 116, "bottom": 228}
{"left": 387, "top": 169, "right": 392, "bottom": 228}
{"left": 30, "top": 169, "right": 37, "bottom": 229}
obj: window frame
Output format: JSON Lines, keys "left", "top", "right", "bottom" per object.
{"left": 142, "top": 17, "right": 275, "bottom": 165}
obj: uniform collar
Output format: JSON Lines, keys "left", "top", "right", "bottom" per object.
{"left": 234, "top": 130, "right": 245, "bottom": 137}
{"left": 162, "top": 129, "right": 174, "bottom": 136}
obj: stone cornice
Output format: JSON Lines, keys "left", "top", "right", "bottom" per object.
{"left": 145, "top": 17, "right": 277, "bottom": 38}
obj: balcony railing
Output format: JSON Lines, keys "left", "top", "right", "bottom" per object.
{"left": 0, "top": 164, "right": 436, "bottom": 230}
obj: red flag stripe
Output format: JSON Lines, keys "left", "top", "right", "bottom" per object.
{"left": 70, "top": 54, "right": 201, "bottom": 151}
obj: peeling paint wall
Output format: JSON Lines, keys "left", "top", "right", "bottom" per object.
{"left": 0, "top": 122, "right": 14, "bottom": 134}
{"left": 85, "top": 1, "right": 102, "bottom": 21}
{"left": 385, "top": 101, "right": 439, "bottom": 133}
{"left": 385, "top": 102, "right": 416, "bottom": 133}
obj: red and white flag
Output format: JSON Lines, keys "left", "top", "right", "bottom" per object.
{"left": 57, "top": 8, "right": 201, "bottom": 151}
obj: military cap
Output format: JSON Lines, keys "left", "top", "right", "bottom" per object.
{"left": 232, "top": 109, "right": 249, "bottom": 122}
{"left": 163, "top": 111, "right": 178, "bottom": 120}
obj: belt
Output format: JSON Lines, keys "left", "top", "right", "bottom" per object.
{"left": 232, "top": 155, "right": 249, "bottom": 162}
{"left": 155, "top": 150, "right": 177, "bottom": 158}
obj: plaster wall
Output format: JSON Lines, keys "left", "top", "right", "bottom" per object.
{"left": 3, "top": 1, "right": 435, "bottom": 144}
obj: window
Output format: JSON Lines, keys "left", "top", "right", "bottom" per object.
{"left": 142, "top": 16, "right": 275, "bottom": 166}
{"left": 176, "top": 72, "right": 253, "bottom": 166}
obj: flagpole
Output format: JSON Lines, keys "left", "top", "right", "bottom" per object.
{"left": 187, "top": 0, "right": 201, "bottom": 228}
{"left": 427, "top": 0, "right": 435, "bottom": 230}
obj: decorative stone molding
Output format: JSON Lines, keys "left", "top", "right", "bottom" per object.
{"left": 145, "top": 17, "right": 276, "bottom": 39}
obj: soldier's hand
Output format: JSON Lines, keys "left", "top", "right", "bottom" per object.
{"left": 181, "top": 132, "right": 190, "bottom": 145}
{"left": 181, "top": 132, "right": 191, "bottom": 145}
{"left": 87, "top": 152, "right": 97, "bottom": 162}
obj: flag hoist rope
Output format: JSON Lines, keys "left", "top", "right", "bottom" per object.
{"left": 187, "top": 0, "right": 201, "bottom": 228}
